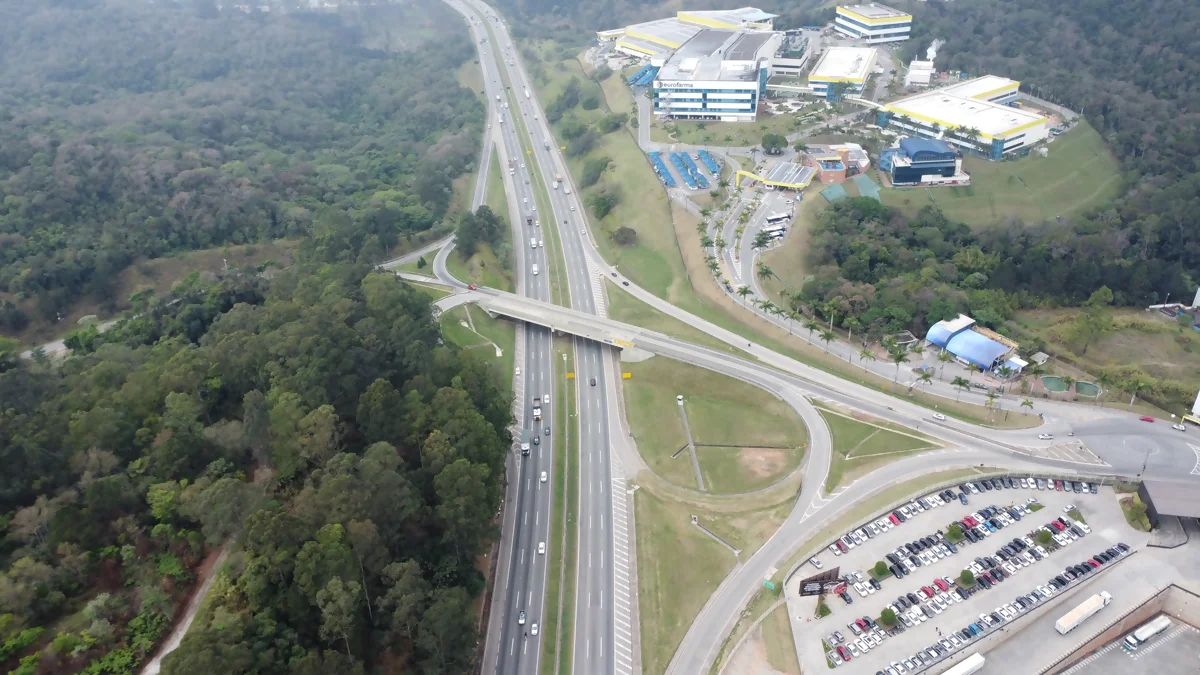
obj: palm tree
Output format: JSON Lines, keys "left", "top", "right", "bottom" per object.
{"left": 951, "top": 376, "right": 970, "bottom": 401}
{"left": 937, "top": 350, "right": 953, "bottom": 380}
{"left": 1060, "top": 375, "right": 1076, "bottom": 398}
{"left": 985, "top": 391, "right": 999, "bottom": 420}
{"left": 696, "top": 220, "right": 708, "bottom": 235}
{"left": 889, "top": 349, "right": 909, "bottom": 382}
{"left": 918, "top": 371, "right": 934, "bottom": 388}
{"left": 784, "top": 309, "right": 801, "bottom": 335}
{"left": 846, "top": 317, "right": 861, "bottom": 342}
{"left": 756, "top": 262, "right": 773, "bottom": 281}
{"left": 714, "top": 236, "right": 727, "bottom": 253}
{"left": 736, "top": 285, "right": 752, "bottom": 305}
{"left": 820, "top": 330, "right": 835, "bottom": 353}
{"left": 994, "top": 365, "right": 1014, "bottom": 393}
{"left": 1125, "top": 376, "right": 1152, "bottom": 411}
{"left": 804, "top": 319, "right": 820, "bottom": 345}
{"left": 793, "top": 142, "right": 809, "bottom": 154}
{"left": 1020, "top": 398, "right": 1034, "bottom": 415}
{"left": 858, "top": 347, "right": 876, "bottom": 371}
{"left": 700, "top": 235, "right": 714, "bottom": 249}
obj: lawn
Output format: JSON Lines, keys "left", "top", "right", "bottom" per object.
{"left": 1008, "top": 307, "right": 1196, "bottom": 413}
{"left": 485, "top": 146, "right": 511, "bottom": 229}
{"left": 762, "top": 603, "right": 802, "bottom": 675}
{"left": 443, "top": 148, "right": 515, "bottom": 292}
{"left": 635, "top": 488, "right": 737, "bottom": 675}
{"left": 819, "top": 407, "right": 940, "bottom": 491}
{"left": 541, "top": 339, "right": 578, "bottom": 675}
{"left": 623, "top": 355, "right": 807, "bottom": 493}
{"left": 409, "top": 282, "right": 452, "bottom": 301}
{"left": 650, "top": 111, "right": 802, "bottom": 147}
{"left": 604, "top": 281, "right": 738, "bottom": 356}
{"left": 879, "top": 121, "right": 1122, "bottom": 227}
{"left": 437, "top": 304, "right": 516, "bottom": 385}
{"left": 759, "top": 191, "right": 826, "bottom": 297}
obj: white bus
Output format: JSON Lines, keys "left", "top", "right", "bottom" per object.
{"left": 763, "top": 225, "right": 786, "bottom": 235}
{"left": 941, "top": 653, "right": 985, "bottom": 675}
{"left": 765, "top": 212, "right": 790, "bottom": 225}
{"left": 1125, "top": 615, "right": 1171, "bottom": 650}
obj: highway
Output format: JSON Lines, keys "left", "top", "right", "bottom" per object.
{"left": 448, "top": 3, "right": 627, "bottom": 675}
{"left": 439, "top": 5, "right": 559, "bottom": 675}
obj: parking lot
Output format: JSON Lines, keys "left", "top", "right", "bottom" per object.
{"left": 788, "top": 477, "right": 1135, "bottom": 674}
{"left": 1060, "top": 620, "right": 1200, "bottom": 675}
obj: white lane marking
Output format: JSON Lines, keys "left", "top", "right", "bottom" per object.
{"left": 510, "top": 638, "right": 515, "bottom": 655}
{"left": 520, "top": 549, "right": 525, "bottom": 565}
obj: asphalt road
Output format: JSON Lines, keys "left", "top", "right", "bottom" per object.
{"left": 450, "top": 3, "right": 623, "bottom": 674}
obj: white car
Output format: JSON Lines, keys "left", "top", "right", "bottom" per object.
{"left": 531, "top": 623, "right": 539, "bottom": 636}
{"left": 932, "top": 412, "right": 946, "bottom": 421}
{"left": 540, "top": 471, "right": 548, "bottom": 483}
{"left": 515, "top": 367, "right": 521, "bottom": 376}
{"left": 538, "top": 240, "right": 543, "bottom": 247}
{"left": 1038, "top": 433, "right": 1054, "bottom": 440}
{"left": 523, "top": 197, "right": 528, "bottom": 203}
{"left": 570, "top": 205, "right": 576, "bottom": 211}
{"left": 1063, "top": 503, "right": 1075, "bottom": 513}
{"left": 1173, "top": 423, "right": 1186, "bottom": 431}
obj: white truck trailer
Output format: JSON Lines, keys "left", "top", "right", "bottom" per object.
{"left": 1055, "top": 591, "right": 1112, "bottom": 634}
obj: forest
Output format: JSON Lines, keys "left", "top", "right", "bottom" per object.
{"left": 0, "top": 211, "right": 511, "bottom": 673}
{"left": 0, "top": 0, "right": 483, "bottom": 337}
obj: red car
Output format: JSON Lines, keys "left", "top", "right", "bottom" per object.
{"left": 889, "top": 514, "right": 901, "bottom": 525}
{"left": 1139, "top": 415, "right": 1155, "bottom": 422}
{"left": 963, "top": 516, "right": 977, "bottom": 527}
{"left": 1087, "top": 560, "right": 1100, "bottom": 568}
{"left": 855, "top": 618, "right": 868, "bottom": 629}
{"left": 836, "top": 540, "right": 848, "bottom": 553}
{"left": 837, "top": 645, "right": 852, "bottom": 661}
{"left": 467, "top": 284, "right": 478, "bottom": 290}
{"left": 921, "top": 586, "right": 935, "bottom": 598}
{"left": 1051, "top": 521, "right": 1065, "bottom": 531}
{"left": 934, "top": 578, "right": 949, "bottom": 591}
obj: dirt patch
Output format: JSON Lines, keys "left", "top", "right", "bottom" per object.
{"left": 739, "top": 448, "right": 788, "bottom": 478}
{"left": 723, "top": 624, "right": 787, "bottom": 675}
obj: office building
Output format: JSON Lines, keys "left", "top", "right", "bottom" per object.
{"left": 652, "top": 29, "right": 781, "bottom": 122}
{"left": 807, "top": 46, "right": 877, "bottom": 98}
{"left": 834, "top": 3, "right": 912, "bottom": 44}
{"left": 879, "top": 138, "right": 969, "bottom": 186}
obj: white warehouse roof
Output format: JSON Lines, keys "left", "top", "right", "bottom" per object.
{"left": 809, "top": 46, "right": 877, "bottom": 83}
{"left": 885, "top": 90, "right": 1046, "bottom": 139}
{"left": 937, "top": 75, "right": 1020, "bottom": 100}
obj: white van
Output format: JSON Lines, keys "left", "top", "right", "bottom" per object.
{"left": 531, "top": 237, "right": 537, "bottom": 249}
{"left": 532, "top": 264, "right": 539, "bottom": 275}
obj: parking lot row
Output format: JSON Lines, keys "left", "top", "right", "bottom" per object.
{"left": 815, "top": 476, "right": 1116, "bottom": 671}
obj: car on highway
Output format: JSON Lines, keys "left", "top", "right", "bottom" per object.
{"left": 1174, "top": 423, "right": 1187, "bottom": 431}
{"left": 1038, "top": 433, "right": 1053, "bottom": 440}
{"left": 932, "top": 412, "right": 946, "bottom": 421}
{"left": 544, "top": 426, "right": 551, "bottom": 435}
{"left": 531, "top": 623, "right": 538, "bottom": 636}
{"left": 589, "top": 377, "right": 596, "bottom": 386}
{"left": 540, "top": 471, "right": 547, "bottom": 483}
{"left": 468, "top": 284, "right": 478, "bottom": 290}
{"left": 533, "top": 436, "right": 540, "bottom": 446}
{"left": 1139, "top": 415, "right": 1155, "bottom": 422}
{"left": 518, "top": 610, "right": 526, "bottom": 625}
{"left": 538, "top": 542, "right": 545, "bottom": 554}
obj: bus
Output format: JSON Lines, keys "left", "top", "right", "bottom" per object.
{"left": 765, "top": 212, "right": 790, "bottom": 225}
{"left": 941, "top": 653, "right": 985, "bottom": 675}
{"left": 763, "top": 225, "right": 786, "bottom": 236}
{"left": 1124, "top": 615, "right": 1171, "bottom": 650}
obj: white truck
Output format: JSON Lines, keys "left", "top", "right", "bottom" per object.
{"left": 1055, "top": 591, "right": 1112, "bottom": 634}
{"left": 532, "top": 395, "right": 543, "bottom": 420}
{"left": 524, "top": 88, "right": 530, "bottom": 99}
{"left": 520, "top": 429, "right": 531, "bottom": 456}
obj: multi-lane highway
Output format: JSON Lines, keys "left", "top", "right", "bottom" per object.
{"left": 446, "top": 3, "right": 628, "bottom": 674}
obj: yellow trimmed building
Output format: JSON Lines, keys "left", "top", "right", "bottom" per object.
{"left": 834, "top": 3, "right": 912, "bottom": 44}
{"left": 599, "top": 7, "right": 777, "bottom": 59}
{"left": 879, "top": 77, "right": 1049, "bottom": 158}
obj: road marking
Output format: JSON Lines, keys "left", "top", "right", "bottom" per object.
{"left": 1190, "top": 444, "right": 1200, "bottom": 475}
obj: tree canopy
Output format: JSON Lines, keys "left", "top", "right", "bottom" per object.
{"left": 0, "top": 0, "right": 483, "bottom": 333}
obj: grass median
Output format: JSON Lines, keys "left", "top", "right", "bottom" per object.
{"left": 818, "top": 405, "right": 941, "bottom": 492}
{"left": 541, "top": 339, "right": 577, "bottom": 675}
{"left": 623, "top": 355, "right": 807, "bottom": 494}
{"left": 437, "top": 305, "right": 516, "bottom": 386}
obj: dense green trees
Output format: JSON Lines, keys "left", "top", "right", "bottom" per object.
{"left": 0, "top": 0, "right": 483, "bottom": 331}
{"left": 796, "top": 198, "right": 1189, "bottom": 341}
{"left": 0, "top": 257, "right": 511, "bottom": 673}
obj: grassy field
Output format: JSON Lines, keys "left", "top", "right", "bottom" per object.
{"left": 650, "top": 111, "right": 801, "bottom": 147}
{"left": 759, "top": 191, "right": 825, "bottom": 298}
{"left": 879, "top": 121, "right": 1122, "bottom": 227}
{"left": 1008, "top": 307, "right": 1196, "bottom": 414}
{"left": 605, "top": 281, "right": 737, "bottom": 356}
{"left": 437, "top": 304, "right": 516, "bottom": 384}
{"left": 444, "top": 149, "right": 516, "bottom": 292}
{"left": 634, "top": 478, "right": 795, "bottom": 675}
{"left": 623, "top": 355, "right": 807, "bottom": 493}
{"left": 762, "top": 603, "right": 801, "bottom": 674}
{"left": 408, "top": 281, "right": 453, "bottom": 301}
{"left": 820, "top": 406, "right": 940, "bottom": 491}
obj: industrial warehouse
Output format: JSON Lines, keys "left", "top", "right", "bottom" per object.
{"left": 807, "top": 46, "right": 877, "bottom": 97}
{"left": 879, "top": 76, "right": 1049, "bottom": 158}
